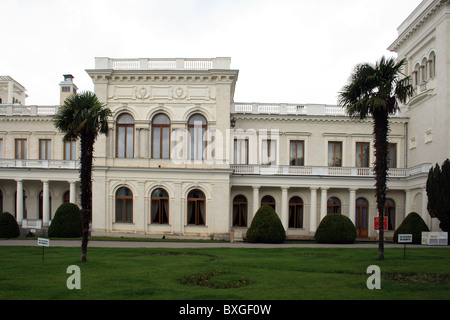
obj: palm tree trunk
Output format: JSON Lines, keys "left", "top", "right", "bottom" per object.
{"left": 80, "top": 133, "right": 95, "bottom": 262}
{"left": 372, "top": 109, "right": 389, "bottom": 260}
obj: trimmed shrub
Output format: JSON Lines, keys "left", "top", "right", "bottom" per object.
{"left": 48, "top": 203, "right": 82, "bottom": 238}
{"left": 315, "top": 213, "right": 356, "bottom": 244}
{"left": 246, "top": 205, "right": 286, "bottom": 244}
{"left": 394, "top": 212, "right": 429, "bottom": 244}
{"left": 0, "top": 212, "right": 20, "bottom": 238}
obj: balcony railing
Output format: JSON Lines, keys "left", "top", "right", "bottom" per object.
{"left": 232, "top": 103, "right": 405, "bottom": 117}
{"left": 231, "top": 163, "right": 432, "bottom": 178}
{"left": 0, "top": 104, "right": 59, "bottom": 116}
{"left": 95, "top": 57, "right": 231, "bottom": 70}
{"left": 0, "top": 159, "right": 79, "bottom": 169}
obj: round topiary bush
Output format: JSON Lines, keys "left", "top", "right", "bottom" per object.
{"left": 246, "top": 205, "right": 286, "bottom": 244}
{"left": 394, "top": 212, "right": 429, "bottom": 244}
{"left": 0, "top": 212, "right": 20, "bottom": 239}
{"left": 48, "top": 203, "right": 82, "bottom": 238}
{"left": 315, "top": 213, "right": 357, "bottom": 244}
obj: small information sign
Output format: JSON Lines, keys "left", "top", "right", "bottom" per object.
{"left": 398, "top": 234, "right": 413, "bottom": 243}
{"left": 38, "top": 238, "right": 50, "bottom": 262}
{"left": 38, "top": 238, "right": 50, "bottom": 247}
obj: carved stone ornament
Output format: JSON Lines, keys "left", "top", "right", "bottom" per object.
{"left": 175, "top": 87, "right": 184, "bottom": 99}
{"left": 137, "top": 86, "right": 150, "bottom": 100}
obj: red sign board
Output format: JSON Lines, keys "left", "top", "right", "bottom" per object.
{"left": 374, "top": 217, "right": 388, "bottom": 231}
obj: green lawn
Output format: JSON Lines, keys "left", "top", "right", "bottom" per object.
{"left": 0, "top": 246, "right": 449, "bottom": 300}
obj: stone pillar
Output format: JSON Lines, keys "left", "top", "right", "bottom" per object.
{"left": 135, "top": 128, "right": 141, "bottom": 159}
{"left": 349, "top": 188, "right": 357, "bottom": 225}
{"left": 309, "top": 187, "right": 318, "bottom": 234}
{"left": 421, "top": 187, "right": 430, "bottom": 227}
{"left": 281, "top": 186, "right": 289, "bottom": 230}
{"left": 252, "top": 185, "right": 260, "bottom": 218}
{"left": 320, "top": 187, "right": 329, "bottom": 222}
{"left": 16, "top": 179, "right": 23, "bottom": 225}
{"left": 42, "top": 180, "right": 50, "bottom": 226}
{"left": 109, "top": 127, "right": 115, "bottom": 158}
{"left": 144, "top": 127, "right": 150, "bottom": 158}
{"left": 69, "top": 181, "right": 77, "bottom": 204}
{"left": 405, "top": 189, "right": 412, "bottom": 219}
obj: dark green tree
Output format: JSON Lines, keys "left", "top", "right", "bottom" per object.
{"left": 426, "top": 159, "right": 450, "bottom": 232}
{"left": 338, "top": 56, "right": 414, "bottom": 259}
{"left": 54, "top": 91, "right": 111, "bottom": 262}
{"left": 246, "top": 205, "right": 286, "bottom": 244}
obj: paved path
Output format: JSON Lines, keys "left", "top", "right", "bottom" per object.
{"left": 0, "top": 239, "right": 441, "bottom": 249}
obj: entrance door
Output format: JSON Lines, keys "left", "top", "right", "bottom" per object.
{"left": 355, "top": 198, "right": 368, "bottom": 238}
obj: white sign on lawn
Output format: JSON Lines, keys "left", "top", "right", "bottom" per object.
{"left": 37, "top": 238, "right": 50, "bottom": 247}
{"left": 398, "top": 234, "right": 413, "bottom": 243}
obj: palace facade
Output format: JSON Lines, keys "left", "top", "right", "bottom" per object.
{"left": 0, "top": 0, "right": 448, "bottom": 240}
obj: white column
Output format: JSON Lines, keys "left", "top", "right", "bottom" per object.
{"left": 281, "top": 186, "right": 289, "bottom": 230}
{"left": 320, "top": 187, "right": 329, "bottom": 222}
{"left": 135, "top": 128, "right": 141, "bottom": 159}
{"left": 8, "top": 82, "right": 14, "bottom": 103}
{"left": 144, "top": 127, "right": 150, "bottom": 158}
{"left": 405, "top": 189, "right": 412, "bottom": 219}
{"left": 109, "top": 127, "right": 115, "bottom": 158}
{"left": 349, "top": 188, "right": 357, "bottom": 225}
{"left": 252, "top": 185, "right": 260, "bottom": 218}
{"left": 42, "top": 180, "right": 50, "bottom": 226}
{"left": 69, "top": 181, "right": 77, "bottom": 204}
{"left": 421, "top": 187, "right": 430, "bottom": 228}
{"left": 309, "top": 187, "right": 318, "bottom": 233}
{"left": 16, "top": 179, "right": 23, "bottom": 225}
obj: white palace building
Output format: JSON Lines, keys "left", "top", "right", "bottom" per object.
{"left": 0, "top": 0, "right": 448, "bottom": 240}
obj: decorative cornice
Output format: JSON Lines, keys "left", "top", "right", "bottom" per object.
{"left": 388, "top": 0, "right": 448, "bottom": 52}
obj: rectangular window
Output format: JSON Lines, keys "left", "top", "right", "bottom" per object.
{"left": 388, "top": 143, "right": 397, "bottom": 168}
{"left": 234, "top": 139, "right": 248, "bottom": 165}
{"left": 64, "top": 140, "right": 77, "bottom": 160}
{"left": 15, "top": 139, "right": 27, "bottom": 160}
{"left": 356, "top": 142, "right": 370, "bottom": 167}
{"left": 0, "top": 138, "right": 3, "bottom": 158}
{"left": 290, "top": 140, "right": 304, "bottom": 166}
{"left": 39, "top": 139, "right": 51, "bottom": 160}
{"left": 328, "top": 141, "right": 342, "bottom": 167}
{"left": 262, "top": 139, "right": 276, "bottom": 165}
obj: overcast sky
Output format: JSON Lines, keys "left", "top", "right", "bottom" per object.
{"left": 1, "top": 0, "right": 422, "bottom": 106}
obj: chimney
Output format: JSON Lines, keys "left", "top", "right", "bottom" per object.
{"left": 59, "top": 74, "right": 78, "bottom": 105}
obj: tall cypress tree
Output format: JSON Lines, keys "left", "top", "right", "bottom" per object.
{"left": 426, "top": 159, "right": 450, "bottom": 232}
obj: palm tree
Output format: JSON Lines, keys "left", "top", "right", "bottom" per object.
{"left": 54, "top": 91, "right": 111, "bottom": 262}
{"left": 338, "top": 56, "right": 413, "bottom": 260}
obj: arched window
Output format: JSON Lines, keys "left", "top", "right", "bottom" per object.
{"left": 356, "top": 198, "right": 369, "bottom": 237}
{"left": 261, "top": 195, "right": 276, "bottom": 210}
{"left": 39, "top": 191, "right": 52, "bottom": 220}
{"left": 421, "top": 57, "right": 428, "bottom": 82}
{"left": 384, "top": 198, "right": 396, "bottom": 230}
{"left": 413, "top": 63, "right": 420, "bottom": 86}
{"left": 116, "top": 113, "right": 134, "bottom": 158}
{"left": 63, "top": 191, "right": 70, "bottom": 203}
{"left": 232, "top": 195, "right": 248, "bottom": 227}
{"left": 151, "top": 188, "right": 169, "bottom": 224}
{"left": 188, "top": 114, "right": 207, "bottom": 160}
{"left": 289, "top": 196, "right": 303, "bottom": 229}
{"left": 327, "top": 197, "right": 341, "bottom": 214}
{"left": 116, "top": 187, "right": 133, "bottom": 223}
{"left": 187, "top": 189, "right": 206, "bottom": 225}
{"left": 152, "top": 114, "right": 171, "bottom": 159}
{"left": 429, "top": 52, "right": 436, "bottom": 78}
